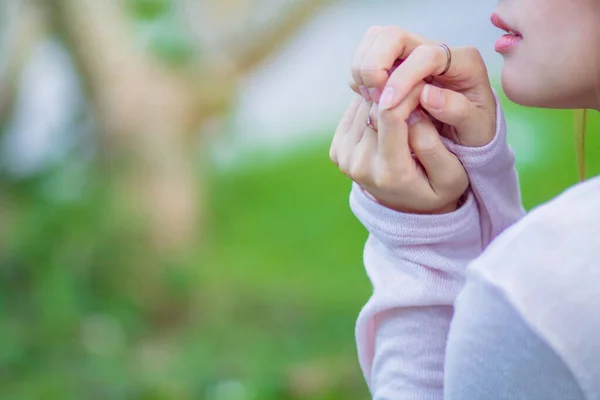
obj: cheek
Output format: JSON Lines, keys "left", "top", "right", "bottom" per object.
{"left": 501, "top": 0, "right": 600, "bottom": 108}
{"left": 501, "top": 28, "right": 600, "bottom": 109}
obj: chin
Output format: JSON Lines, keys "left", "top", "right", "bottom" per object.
{"left": 501, "top": 72, "right": 550, "bottom": 108}
{"left": 501, "top": 62, "right": 594, "bottom": 109}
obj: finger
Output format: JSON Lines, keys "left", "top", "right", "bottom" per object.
{"left": 338, "top": 99, "right": 372, "bottom": 173}
{"left": 407, "top": 110, "right": 468, "bottom": 195}
{"left": 349, "top": 78, "right": 360, "bottom": 96}
{"left": 347, "top": 123, "right": 378, "bottom": 184}
{"left": 349, "top": 58, "right": 405, "bottom": 96}
{"left": 423, "top": 109, "right": 445, "bottom": 133}
{"left": 351, "top": 26, "right": 384, "bottom": 100}
{"left": 361, "top": 26, "right": 432, "bottom": 102}
{"left": 367, "top": 102, "right": 379, "bottom": 132}
{"left": 421, "top": 84, "right": 495, "bottom": 147}
{"left": 330, "top": 96, "right": 362, "bottom": 165}
{"left": 378, "top": 44, "right": 448, "bottom": 111}
{"left": 346, "top": 99, "right": 372, "bottom": 147}
{"left": 380, "top": 46, "right": 491, "bottom": 112}
{"left": 377, "top": 82, "right": 425, "bottom": 163}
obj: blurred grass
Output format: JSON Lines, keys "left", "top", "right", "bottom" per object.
{"left": 198, "top": 140, "right": 372, "bottom": 399}
{"left": 496, "top": 91, "right": 600, "bottom": 209}
{"left": 1, "top": 92, "right": 600, "bottom": 399}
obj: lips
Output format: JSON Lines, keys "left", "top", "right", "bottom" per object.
{"left": 491, "top": 12, "right": 523, "bottom": 54}
{"left": 490, "top": 13, "right": 522, "bottom": 37}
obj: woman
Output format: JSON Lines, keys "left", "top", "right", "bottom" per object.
{"left": 329, "top": 0, "right": 600, "bottom": 399}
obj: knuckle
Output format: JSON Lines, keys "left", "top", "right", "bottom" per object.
{"left": 360, "top": 55, "right": 378, "bottom": 71}
{"left": 349, "top": 162, "right": 368, "bottom": 183}
{"left": 373, "top": 163, "right": 391, "bottom": 190}
{"left": 366, "top": 25, "right": 384, "bottom": 36}
{"left": 351, "top": 63, "right": 361, "bottom": 81}
{"left": 414, "top": 44, "right": 438, "bottom": 62}
{"left": 381, "top": 102, "right": 410, "bottom": 123}
{"left": 375, "top": 168, "right": 405, "bottom": 193}
{"left": 415, "top": 142, "right": 439, "bottom": 159}
{"left": 461, "top": 46, "right": 486, "bottom": 74}
{"left": 337, "top": 152, "right": 351, "bottom": 176}
{"left": 377, "top": 108, "right": 395, "bottom": 125}
{"left": 374, "top": 174, "right": 392, "bottom": 192}
{"left": 349, "top": 146, "right": 372, "bottom": 181}
{"left": 463, "top": 46, "right": 483, "bottom": 61}
{"left": 329, "top": 147, "right": 339, "bottom": 166}
{"left": 395, "top": 170, "right": 416, "bottom": 190}
{"left": 339, "top": 162, "right": 350, "bottom": 177}
{"left": 359, "top": 66, "right": 382, "bottom": 85}
{"left": 388, "top": 25, "right": 408, "bottom": 41}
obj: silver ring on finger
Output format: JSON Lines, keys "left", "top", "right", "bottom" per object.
{"left": 438, "top": 43, "right": 452, "bottom": 76}
{"left": 366, "top": 114, "right": 377, "bottom": 132}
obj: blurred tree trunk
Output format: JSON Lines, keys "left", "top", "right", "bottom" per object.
{"left": 0, "top": 1, "right": 42, "bottom": 127}
{"left": 46, "top": 0, "right": 333, "bottom": 252}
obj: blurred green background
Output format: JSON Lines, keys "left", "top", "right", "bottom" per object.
{"left": 1, "top": 0, "right": 599, "bottom": 399}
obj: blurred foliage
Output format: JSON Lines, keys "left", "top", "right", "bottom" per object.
{"left": 1, "top": 76, "right": 599, "bottom": 399}
{"left": 129, "top": 0, "right": 172, "bottom": 20}
{"left": 0, "top": 139, "right": 370, "bottom": 399}
{"left": 128, "top": 0, "right": 196, "bottom": 66}
{"left": 496, "top": 90, "right": 600, "bottom": 209}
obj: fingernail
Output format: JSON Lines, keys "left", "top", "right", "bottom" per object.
{"left": 379, "top": 87, "right": 395, "bottom": 111}
{"left": 359, "top": 85, "right": 371, "bottom": 100}
{"left": 368, "top": 87, "right": 381, "bottom": 103}
{"left": 407, "top": 110, "right": 423, "bottom": 126}
{"left": 424, "top": 85, "right": 444, "bottom": 109}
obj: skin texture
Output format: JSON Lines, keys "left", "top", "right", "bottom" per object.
{"left": 495, "top": 0, "right": 600, "bottom": 110}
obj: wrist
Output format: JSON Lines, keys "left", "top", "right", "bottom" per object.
{"left": 361, "top": 187, "right": 468, "bottom": 215}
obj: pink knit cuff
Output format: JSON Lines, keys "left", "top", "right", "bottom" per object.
{"left": 350, "top": 182, "right": 480, "bottom": 246}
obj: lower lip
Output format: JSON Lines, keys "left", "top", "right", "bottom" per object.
{"left": 495, "top": 34, "right": 523, "bottom": 54}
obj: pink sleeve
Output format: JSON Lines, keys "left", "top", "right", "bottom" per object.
{"left": 350, "top": 184, "right": 482, "bottom": 396}
{"left": 350, "top": 92, "right": 526, "bottom": 398}
{"left": 443, "top": 90, "right": 526, "bottom": 246}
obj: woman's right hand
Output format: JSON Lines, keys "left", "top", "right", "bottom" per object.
{"left": 329, "top": 83, "right": 469, "bottom": 215}
{"left": 349, "top": 26, "right": 497, "bottom": 148}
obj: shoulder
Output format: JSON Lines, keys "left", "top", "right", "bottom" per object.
{"left": 476, "top": 175, "right": 600, "bottom": 271}
{"left": 466, "top": 176, "right": 600, "bottom": 399}
{"left": 446, "top": 277, "right": 585, "bottom": 400}
{"left": 470, "top": 174, "right": 600, "bottom": 304}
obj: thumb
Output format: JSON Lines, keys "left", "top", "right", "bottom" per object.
{"left": 420, "top": 84, "right": 495, "bottom": 147}
{"left": 408, "top": 110, "right": 468, "bottom": 196}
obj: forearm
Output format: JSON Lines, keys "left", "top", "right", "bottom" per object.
{"left": 371, "top": 304, "right": 453, "bottom": 399}
{"left": 350, "top": 183, "right": 482, "bottom": 398}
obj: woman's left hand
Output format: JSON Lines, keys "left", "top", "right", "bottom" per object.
{"left": 330, "top": 83, "right": 469, "bottom": 215}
